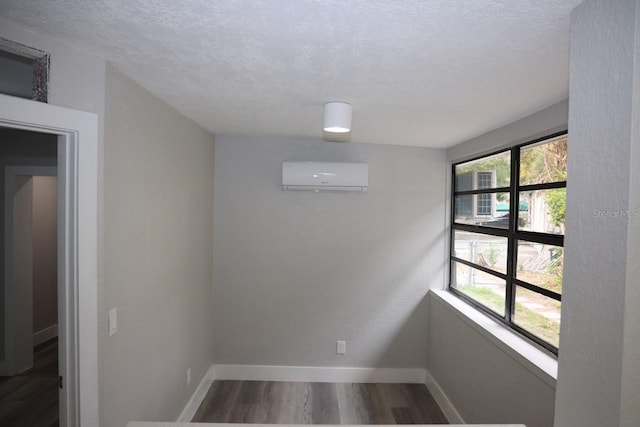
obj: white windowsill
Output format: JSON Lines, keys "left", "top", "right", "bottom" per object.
{"left": 430, "top": 289, "right": 557, "bottom": 388}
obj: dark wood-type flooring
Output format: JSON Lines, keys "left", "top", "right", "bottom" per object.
{"left": 192, "top": 380, "right": 448, "bottom": 424}
{"left": 0, "top": 338, "right": 58, "bottom": 427}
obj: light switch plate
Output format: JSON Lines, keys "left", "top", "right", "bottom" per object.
{"left": 108, "top": 308, "right": 117, "bottom": 336}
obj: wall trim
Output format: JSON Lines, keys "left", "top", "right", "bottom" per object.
{"left": 176, "top": 365, "right": 216, "bottom": 422}
{"left": 425, "top": 369, "right": 464, "bottom": 424}
{"left": 212, "top": 364, "right": 427, "bottom": 383}
{"left": 33, "top": 323, "right": 58, "bottom": 346}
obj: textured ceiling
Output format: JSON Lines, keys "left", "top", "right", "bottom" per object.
{"left": 0, "top": 0, "right": 582, "bottom": 148}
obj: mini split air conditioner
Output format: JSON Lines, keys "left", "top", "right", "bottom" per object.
{"left": 282, "top": 162, "right": 368, "bottom": 192}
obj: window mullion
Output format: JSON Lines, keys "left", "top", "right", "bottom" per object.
{"left": 513, "top": 278, "right": 562, "bottom": 301}
{"left": 451, "top": 256, "right": 509, "bottom": 281}
{"left": 505, "top": 146, "right": 520, "bottom": 324}
{"left": 514, "top": 230, "right": 564, "bottom": 247}
{"left": 455, "top": 186, "right": 511, "bottom": 196}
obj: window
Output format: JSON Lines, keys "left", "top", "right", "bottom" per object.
{"left": 0, "top": 37, "right": 50, "bottom": 102}
{"left": 450, "top": 132, "right": 567, "bottom": 354}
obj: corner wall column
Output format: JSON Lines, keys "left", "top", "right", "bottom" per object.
{"left": 555, "top": 1, "right": 640, "bottom": 426}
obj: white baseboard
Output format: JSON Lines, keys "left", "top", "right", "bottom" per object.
{"left": 33, "top": 324, "right": 58, "bottom": 346}
{"left": 176, "top": 365, "right": 216, "bottom": 422}
{"left": 212, "top": 364, "right": 427, "bottom": 383}
{"left": 425, "top": 369, "right": 464, "bottom": 424}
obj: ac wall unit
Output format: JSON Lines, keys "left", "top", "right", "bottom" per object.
{"left": 282, "top": 162, "right": 368, "bottom": 192}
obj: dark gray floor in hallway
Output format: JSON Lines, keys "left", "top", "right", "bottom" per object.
{"left": 192, "top": 380, "right": 448, "bottom": 424}
{"left": 0, "top": 338, "right": 58, "bottom": 427}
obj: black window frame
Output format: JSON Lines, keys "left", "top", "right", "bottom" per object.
{"left": 449, "top": 131, "right": 567, "bottom": 355}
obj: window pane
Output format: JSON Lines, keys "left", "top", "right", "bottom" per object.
{"left": 455, "top": 151, "right": 511, "bottom": 190}
{"left": 514, "top": 286, "right": 561, "bottom": 348}
{"left": 516, "top": 241, "right": 563, "bottom": 294}
{"left": 518, "top": 188, "right": 566, "bottom": 234}
{"left": 0, "top": 50, "right": 34, "bottom": 99}
{"left": 452, "top": 261, "right": 505, "bottom": 315}
{"left": 455, "top": 194, "right": 473, "bottom": 217}
{"left": 519, "top": 136, "right": 567, "bottom": 186}
{"left": 476, "top": 191, "right": 492, "bottom": 216}
{"left": 453, "top": 230, "right": 508, "bottom": 274}
{"left": 454, "top": 192, "right": 510, "bottom": 228}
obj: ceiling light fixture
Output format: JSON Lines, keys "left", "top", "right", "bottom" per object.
{"left": 323, "top": 102, "right": 352, "bottom": 133}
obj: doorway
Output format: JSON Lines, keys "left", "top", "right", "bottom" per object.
{"left": 0, "top": 156, "right": 58, "bottom": 425}
{"left": 0, "top": 93, "right": 99, "bottom": 426}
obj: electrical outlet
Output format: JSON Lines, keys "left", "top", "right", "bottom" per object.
{"left": 187, "top": 368, "right": 191, "bottom": 387}
{"left": 336, "top": 340, "right": 346, "bottom": 354}
{"left": 108, "top": 308, "right": 117, "bottom": 336}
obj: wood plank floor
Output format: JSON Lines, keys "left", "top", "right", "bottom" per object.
{"left": 192, "top": 381, "right": 448, "bottom": 424}
{"left": 0, "top": 338, "right": 59, "bottom": 427}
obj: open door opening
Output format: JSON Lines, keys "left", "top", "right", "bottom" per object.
{"left": 0, "top": 127, "right": 60, "bottom": 426}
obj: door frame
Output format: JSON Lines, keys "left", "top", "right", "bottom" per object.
{"left": 0, "top": 94, "right": 99, "bottom": 426}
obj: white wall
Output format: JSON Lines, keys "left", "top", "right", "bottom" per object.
{"left": 446, "top": 100, "right": 568, "bottom": 164}
{"left": 0, "top": 19, "right": 219, "bottom": 425}
{"left": 11, "top": 175, "right": 34, "bottom": 374}
{"left": 212, "top": 136, "right": 445, "bottom": 368}
{"left": 554, "top": 1, "right": 640, "bottom": 426}
{"left": 32, "top": 176, "right": 57, "bottom": 335}
{"left": 0, "top": 17, "right": 106, "bottom": 117}
{"left": 0, "top": 19, "right": 218, "bottom": 426}
{"left": 101, "top": 64, "right": 215, "bottom": 427}
{"left": 428, "top": 292, "right": 556, "bottom": 427}
{"left": 428, "top": 100, "right": 568, "bottom": 427}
